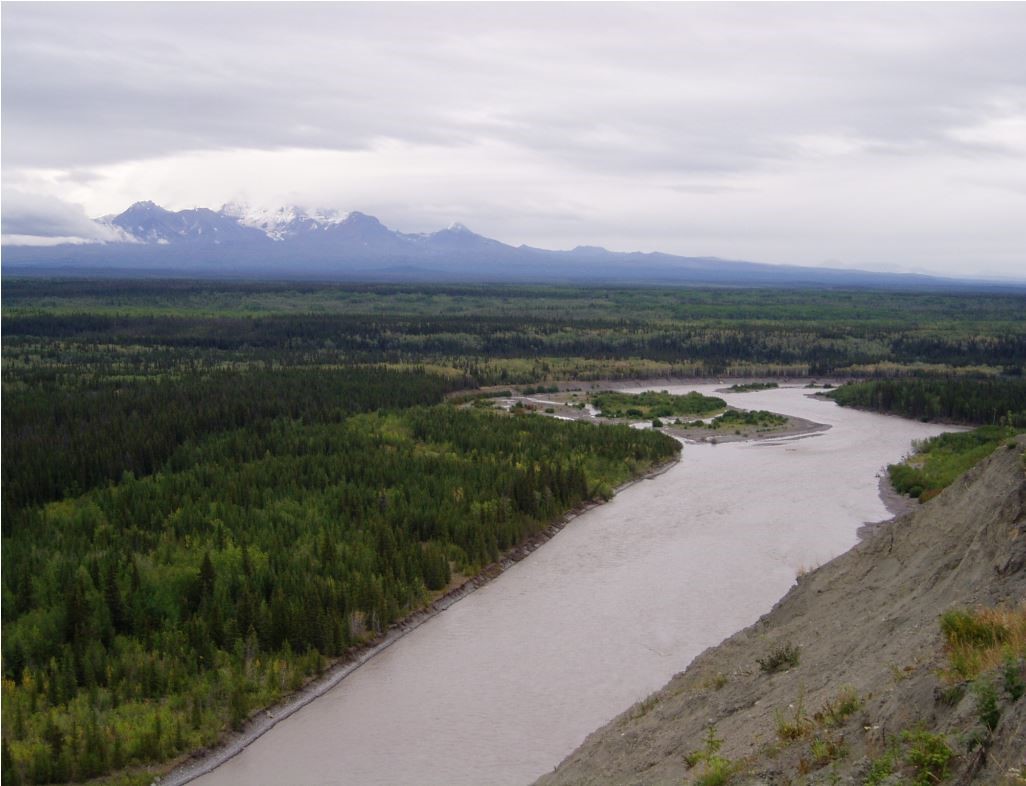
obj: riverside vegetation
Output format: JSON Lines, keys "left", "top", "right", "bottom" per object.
{"left": 3, "top": 280, "right": 1026, "bottom": 784}
{"left": 829, "top": 378, "right": 1026, "bottom": 503}
{"left": 1, "top": 364, "right": 677, "bottom": 784}
{"left": 591, "top": 391, "right": 725, "bottom": 420}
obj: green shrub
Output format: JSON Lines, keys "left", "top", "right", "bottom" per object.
{"left": 864, "top": 747, "right": 897, "bottom": 786}
{"left": 974, "top": 679, "right": 1000, "bottom": 732}
{"left": 818, "top": 685, "right": 863, "bottom": 727}
{"left": 903, "top": 730, "right": 954, "bottom": 786}
{"left": 808, "top": 735, "right": 847, "bottom": 767}
{"left": 938, "top": 684, "right": 965, "bottom": 707}
{"left": 705, "top": 672, "right": 729, "bottom": 691}
{"left": 775, "top": 691, "right": 813, "bottom": 743}
{"left": 758, "top": 643, "right": 801, "bottom": 674}
{"left": 695, "top": 757, "right": 733, "bottom": 786}
{"left": 685, "top": 726, "right": 735, "bottom": 786}
{"left": 1003, "top": 656, "right": 1025, "bottom": 701}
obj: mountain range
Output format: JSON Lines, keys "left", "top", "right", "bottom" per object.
{"left": 1, "top": 201, "right": 1011, "bottom": 290}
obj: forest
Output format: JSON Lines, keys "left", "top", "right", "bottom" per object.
{"left": 826, "top": 378, "right": 1026, "bottom": 427}
{"left": 3, "top": 280, "right": 1025, "bottom": 784}
{"left": 4, "top": 280, "right": 1025, "bottom": 380}
{"left": 828, "top": 377, "right": 1026, "bottom": 503}
{"left": 1, "top": 364, "right": 677, "bottom": 784}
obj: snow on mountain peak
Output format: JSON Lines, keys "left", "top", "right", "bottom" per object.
{"left": 125, "top": 200, "right": 161, "bottom": 212}
{"left": 307, "top": 207, "right": 349, "bottom": 225}
{"left": 220, "top": 203, "right": 349, "bottom": 240}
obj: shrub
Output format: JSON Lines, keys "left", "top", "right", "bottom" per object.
{"left": 817, "top": 685, "right": 862, "bottom": 727}
{"left": 685, "top": 726, "right": 735, "bottom": 786}
{"left": 864, "top": 747, "right": 897, "bottom": 786}
{"left": 628, "top": 694, "right": 658, "bottom": 720}
{"left": 703, "top": 672, "right": 729, "bottom": 691}
{"left": 807, "top": 735, "right": 847, "bottom": 767}
{"left": 903, "top": 730, "right": 954, "bottom": 786}
{"left": 1003, "top": 656, "right": 1025, "bottom": 701}
{"left": 937, "top": 683, "right": 965, "bottom": 707}
{"left": 974, "top": 679, "right": 1000, "bottom": 732}
{"left": 775, "top": 692, "right": 814, "bottom": 742}
{"left": 758, "top": 643, "right": 801, "bottom": 674}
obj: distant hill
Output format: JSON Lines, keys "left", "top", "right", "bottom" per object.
{"left": 2, "top": 202, "right": 1016, "bottom": 290}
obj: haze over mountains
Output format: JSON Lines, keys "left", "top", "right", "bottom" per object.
{"left": 1, "top": 201, "right": 1014, "bottom": 290}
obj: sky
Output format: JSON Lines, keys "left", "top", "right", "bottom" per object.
{"left": 2, "top": 2, "right": 1025, "bottom": 278}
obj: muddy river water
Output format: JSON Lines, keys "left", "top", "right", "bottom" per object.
{"left": 191, "top": 385, "right": 952, "bottom": 786}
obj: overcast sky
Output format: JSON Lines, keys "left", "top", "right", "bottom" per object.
{"left": 3, "top": 2, "right": 1025, "bottom": 277}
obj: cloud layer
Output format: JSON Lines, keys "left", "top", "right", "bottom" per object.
{"left": 0, "top": 189, "right": 125, "bottom": 244}
{"left": 3, "top": 3, "right": 1024, "bottom": 276}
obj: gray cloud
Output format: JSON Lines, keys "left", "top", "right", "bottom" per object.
{"left": 4, "top": 3, "right": 1024, "bottom": 172}
{"left": 2, "top": 2, "right": 1024, "bottom": 275}
{"left": 1, "top": 189, "right": 123, "bottom": 241}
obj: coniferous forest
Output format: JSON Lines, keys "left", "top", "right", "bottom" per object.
{"left": 2, "top": 364, "right": 676, "bottom": 784}
{"left": 826, "top": 377, "right": 1026, "bottom": 427}
{"left": 2, "top": 280, "right": 1025, "bottom": 784}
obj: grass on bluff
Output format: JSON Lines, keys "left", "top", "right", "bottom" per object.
{"left": 939, "top": 603, "right": 1026, "bottom": 682}
{"left": 887, "top": 426, "right": 1022, "bottom": 502}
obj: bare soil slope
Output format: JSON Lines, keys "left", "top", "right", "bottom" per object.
{"left": 537, "top": 438, "right": 1026, "bottom": 786}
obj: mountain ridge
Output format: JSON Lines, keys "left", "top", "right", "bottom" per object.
{"left": 3, "top": 202, "right": 1018, "bottom": 290}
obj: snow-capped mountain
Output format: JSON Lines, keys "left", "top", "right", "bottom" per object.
{"left": 110, "top": 201, "right": 270, "bottom": 245}
{"left": 99, "top": 202, "right": 512, "bottom": 258}
{"left": 221, "top": 203, "right": 349, "bottom": 241}
{"left": 411, "top": 222, "right": 511, "bottom": 252}
{"left": 3, "top": 200, "right": 986, "bottom": 290}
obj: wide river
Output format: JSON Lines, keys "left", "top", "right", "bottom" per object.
{"left": 193, "top": 384, "right": 952, "bottom": 786}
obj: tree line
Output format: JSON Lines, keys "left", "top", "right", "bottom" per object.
{"left": 827, "top": 378, "right": 1026, "bottom": 427}
{"left": 2, "top": 367, "right": 466, "bottom": 514}
{"left": 6, "top": 308, "right": 1025, "bottom": 376}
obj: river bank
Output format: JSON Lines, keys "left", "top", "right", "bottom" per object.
{"left": 159, "top": 455, "right": 680, "bottom": 786}
{"left": 186, "top": 383, "right": 957, "bottom": 786}
{"left": 856, "top": 472, "right": 919, "bottom": 539}
{"left": 536, "top": 436, "right": 1026, "bottom": 786}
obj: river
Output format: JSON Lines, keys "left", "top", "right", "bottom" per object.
{"left": 190, "top": 384, "right": 952, "bottom": 786}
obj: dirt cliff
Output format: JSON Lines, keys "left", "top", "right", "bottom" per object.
{"left": 536, "top": 438, "right": 1026, "bottom": 786}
